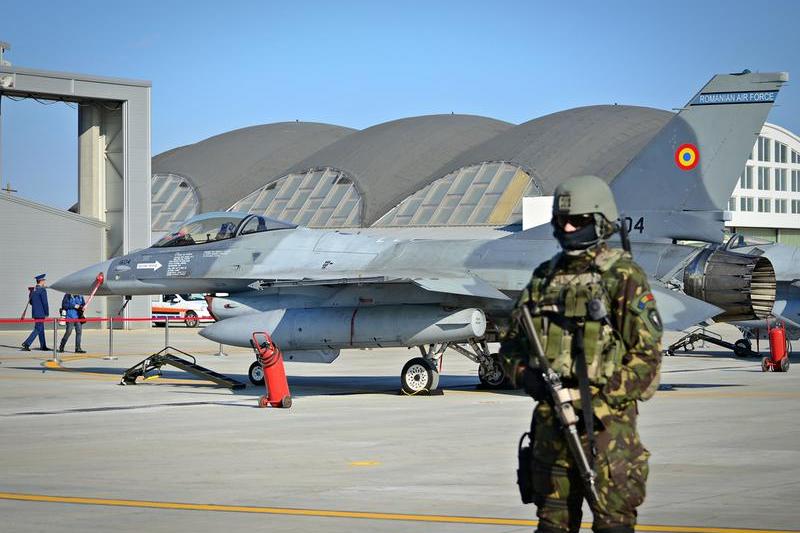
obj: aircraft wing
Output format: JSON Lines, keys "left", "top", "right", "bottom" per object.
{"left": 249, "top": 271, "right": 511, "bottom": 300}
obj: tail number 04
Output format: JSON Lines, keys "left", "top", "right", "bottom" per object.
{"left": 623, "top": 216, "right": 645, "bottom": 234}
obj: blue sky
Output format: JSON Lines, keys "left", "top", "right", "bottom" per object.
{"left": 2, "top": 0, "right": 799, "bottom": 209}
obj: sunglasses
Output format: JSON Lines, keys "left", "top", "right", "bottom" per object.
{"left": 555, "top": 214, "right": 594, "bottom": 229}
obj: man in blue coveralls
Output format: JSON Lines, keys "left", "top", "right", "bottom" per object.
{"left": 21, "top": 274, "right": 50, "bottom": 351}
{"left": 59, "top": 293, "right": 86, "bottom": 353}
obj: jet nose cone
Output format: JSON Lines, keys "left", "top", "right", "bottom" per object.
{"left": 52, "top": 260, "right": 113, "bottom": 294}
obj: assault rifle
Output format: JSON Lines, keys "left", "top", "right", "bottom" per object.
{"left": 519, "top": 305, "right": 600, "bottom": 508}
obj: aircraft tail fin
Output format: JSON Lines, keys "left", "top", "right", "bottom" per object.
{"left": 612, "top": 70, "right": 788, "bottom": 243}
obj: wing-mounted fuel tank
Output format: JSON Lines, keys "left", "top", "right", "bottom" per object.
{"left": 683, "top": 248, "right": 776, "bottom": 322}
{"left": 200, "top": 305, "right": 487, "bottom": 350}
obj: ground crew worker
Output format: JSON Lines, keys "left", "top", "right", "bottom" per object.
{"left": 59, "top": 293, "right": 86, "bottom": 353}
{"left": 500, "top": 175, "right": 663, "bottom": 533}
{"left": 21, "top": 274, "right": 50, "bottom": 351}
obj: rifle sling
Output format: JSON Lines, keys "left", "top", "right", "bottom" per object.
{"left": 574, "top": 327, "right": 595, "bottom": 468}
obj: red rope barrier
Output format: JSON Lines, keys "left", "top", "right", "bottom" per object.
{"left": 0, "top": 316, "right": 214, "bottom": 324}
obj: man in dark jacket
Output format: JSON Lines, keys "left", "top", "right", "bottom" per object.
{"left": 22, "top": 274, "right": 50, "bottom": 351}
{"left": 59, "top": 293, "right": 86, "bottom": 353}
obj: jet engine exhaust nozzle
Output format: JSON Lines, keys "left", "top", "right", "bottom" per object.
{"left": 683, "top": 248, "right": 776, "bottom": 322}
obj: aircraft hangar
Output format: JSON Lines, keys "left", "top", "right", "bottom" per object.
{"left": 150, "top": 105, "right": 674, "bottom": 238}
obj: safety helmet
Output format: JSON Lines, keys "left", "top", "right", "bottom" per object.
{"left": 551, "top": 175, "right": 619, "bottom": 250}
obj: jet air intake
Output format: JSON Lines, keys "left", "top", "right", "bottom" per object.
{"left": 200, "top": 305, "right": 487, "bottom": 350}
{"left": 683, "top": 248, "right": 776, "bottom": 322}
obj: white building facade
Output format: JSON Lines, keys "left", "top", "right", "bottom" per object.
{"left": 727, "top": 123, "right": 800, "bottom": 246}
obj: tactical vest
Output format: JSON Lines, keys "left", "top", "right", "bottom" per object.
{"left": 528, "top": 248, "right": 628, "bottom": 386}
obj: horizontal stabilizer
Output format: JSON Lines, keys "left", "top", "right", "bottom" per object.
{"left": 650, "top": 282, "right": 722, "bottom": 331}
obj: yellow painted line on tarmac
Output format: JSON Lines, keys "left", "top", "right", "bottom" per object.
{"left": 349, "top": 460, "right": 381, "bottom": 467}
{"left": 662, "top": 390, "right": 800, "bottom": 399}
{"left": 0, "top": 492, "right": 797, "bottom": 533}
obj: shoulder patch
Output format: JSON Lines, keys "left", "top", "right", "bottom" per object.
{"left": 637, "top": 292, "right": 655, "bottom": 311}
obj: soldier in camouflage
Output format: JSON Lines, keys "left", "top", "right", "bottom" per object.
{"left": 500, "top": 175, "right": 663, "bottom": 533}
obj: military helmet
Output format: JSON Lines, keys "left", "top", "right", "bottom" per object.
{"left": 552, "top": 175, "right": 619, "bottom": 222}
{"left": 551, "top": 175, "right": 619, "bottom": 250}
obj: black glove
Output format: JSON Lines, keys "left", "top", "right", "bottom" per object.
{"left": 521, "top": 367, "right": 547, "bottom": 401}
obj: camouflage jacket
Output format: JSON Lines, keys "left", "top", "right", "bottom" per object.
{"left": 500, "top": 244, "right": 663, "bottom": 415}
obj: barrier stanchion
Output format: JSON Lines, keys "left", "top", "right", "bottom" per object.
{"left": 106, "top": 316, "right": 117, "bottom": 361}
{"left": 165, "top": 315, "right": 170, "bottom": 348}
{"left": 105, "top": 297, "right": 131, "bottom": 361}
{"left": 51, "top": 318, "right": 59, "bottom": 364}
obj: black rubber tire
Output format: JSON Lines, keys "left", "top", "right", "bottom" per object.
{"left": 401, "top": 357, "right": 439, "bottom": 394}
{"left": 733, "top": 339, "right": 752, "bottom": 357}
{"left": 780, "top": 357, "right": 790, "bottom": 373}
{"left": 184, "top": 310, "right": 199, "bottom": 328}
{"left": 281, "top": 395, "right": 292, "bottom": 408}
{"left": 249, "top": 361, "right": 265, "bottom": 385}
{"left": 761, "top": 357, "right": 771, "bottom": 372}
{"left": 478, "top": 353, "right": 508, "bottom": 389}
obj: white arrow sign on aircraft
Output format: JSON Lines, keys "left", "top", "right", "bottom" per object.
{"left": 136, "top": 261, "right": 163, "bottom": 271}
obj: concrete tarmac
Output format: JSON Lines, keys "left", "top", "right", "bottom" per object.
{"left": 0, "top": 324, "right": 798, "bottom": 532}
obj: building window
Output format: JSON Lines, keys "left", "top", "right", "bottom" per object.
{"left": 775, "top": 168, "right": 787, "bottom": 191}
{"left": 740, "top": 197, "right": 754, "bottom": 212}
{"left": 792, "top": 170, "right": 800, "bottom": 192}
{"left": 774, "top": 141, "right": 788, "bottom": 163}
{"left": 758, "top": 198, "right": 771, "bottom": 213}
{"left": 792, "top": 199, "right": 800, "bottom": 214}
{"left": 775, "top": 199, "right": 788, "bottom": 213}
{"left": 757, "top": 136, "right": 771, "bottom": 161}
{"left": 757, "top": 167, "right": 770, "bottom": 190}
{"left": 792, "top": 150, "right": 800, "bottom": 164}
{"left": 740, "top": 166, "right": 753, "bottom": 189}
{"left": 728, "top": 197, "right": 736, "bottom": 211}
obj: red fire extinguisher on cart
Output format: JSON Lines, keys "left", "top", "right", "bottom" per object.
{"left": 250, "top": 332, "right": 292, "bottom": 408}
{"left": 763, "top": 319, "right": 791, "bottom": 373}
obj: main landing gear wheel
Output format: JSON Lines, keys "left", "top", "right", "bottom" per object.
{"left": 478, "top": 353, "right": 507, "bottom": 389}
{"left": 401, "top": 357, "right": 439, "bottom": 395}
{"left": 184, "top": 310, "right": 199, "bottom": 328}
{"left": 249, "top": 361, "right": 265, "bottom": 385}
{"left": 733, "top": 338, "right": 752, "bottom": 357}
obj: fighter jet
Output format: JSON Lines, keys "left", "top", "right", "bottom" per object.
{"left": 54, "top": 71, "right": 788, "bottom": 393}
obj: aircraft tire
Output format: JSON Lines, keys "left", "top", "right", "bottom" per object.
{"left": 478, "top": 353, "right": 507, "bottom": 389}
{"left": 401, "top": 357, "right": 438, "bottom": 394}
{"left": 249, "top": 361, "right": 265, "bottom": 385}
{"left": 184, "top": 310, "right": 199, "bottom": 328}
{"left": 733, "top": 339, "right": 752, "bottom": 357}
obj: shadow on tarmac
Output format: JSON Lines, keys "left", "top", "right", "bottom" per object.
{"left": 6, "top": 363, "right": 519, "bottom": 398}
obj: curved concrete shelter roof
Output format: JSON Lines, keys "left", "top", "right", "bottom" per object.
{"left": 152, "top": 122, "right": 356, "bottom": 211}
{"left": 427, "top": 105, "right": 674, "bottom": 196}
{"left": 275, "top": 114, "right": 514, "bottom": 225}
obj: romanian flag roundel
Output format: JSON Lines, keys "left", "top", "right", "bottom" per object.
{"left": 675, "top": 144, "right": 699, "bottom": 171}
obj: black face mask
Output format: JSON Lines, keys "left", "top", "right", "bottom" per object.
{"left": 552, "top": 221, "right": 599, "bottom": 250}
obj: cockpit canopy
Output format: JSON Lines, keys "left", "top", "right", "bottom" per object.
{"left": 153, "top": 212, "right": 297, "bottom": 248}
